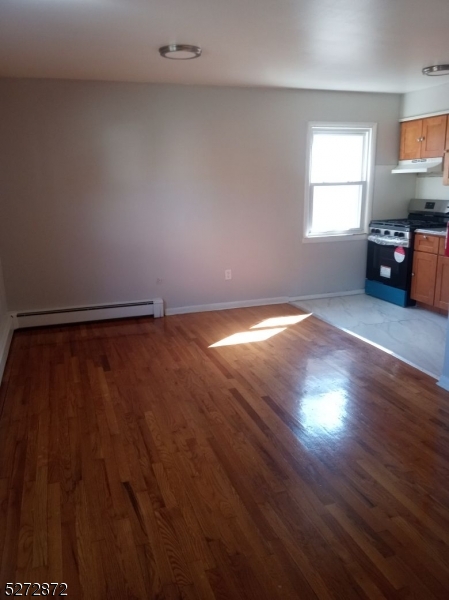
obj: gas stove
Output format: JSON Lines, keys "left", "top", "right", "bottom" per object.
{"left": 370, "top": 199, "right": 449, "bottom": 234}
{"left": 368, "top": 218, "right": 443, "bottom": 243}
{"left": 366, "top": 198, "right": 449, "bottom": 307}
{"left": 369, "top": 201, "right": 449, "bottom": 243}
{"left": 368, "top": 227, "right": 411, "bottom": 243}
{"left": 369, "top": 218, "right": 443, "bottom": 234}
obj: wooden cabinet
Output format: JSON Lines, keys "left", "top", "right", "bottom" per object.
{"left": 411, "top": 233, "right": 449, "bottom": 311}
{"left": 399, "top": 116, "right": 447, "bottom": 160}
{"left": 422, "top": 116, "right": 448, "bottom": 158}
{"left": 444, "top": 125, "right": 449, "bottom": 186}
{"left": 400, "top": 120, "right": 423, "bottom": 160}
{"left": 411, "top": 250, "right": 437, "bottom": 305}
{"left": 435, "top": 256, "right": 449, "bottom": 309}
{"left": 444, "top": 155, "right": 449, "bottom": 186}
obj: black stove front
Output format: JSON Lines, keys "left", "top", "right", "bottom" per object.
{"left": 366, "top": 241, "right": 413, "bottom": 296}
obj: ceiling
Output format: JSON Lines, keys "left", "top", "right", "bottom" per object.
{"left": 1, "top": 0, "right": 449, "bottom": 94}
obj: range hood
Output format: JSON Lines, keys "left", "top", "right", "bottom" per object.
{"left": 392, "top": 158, "right": 443, "bottom": 174}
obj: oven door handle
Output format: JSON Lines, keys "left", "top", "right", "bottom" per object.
{"left": 368, "top": 235, "right": 410, "bottom": 248}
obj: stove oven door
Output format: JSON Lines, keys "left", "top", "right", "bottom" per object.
{"left": 366, "top": 237, "right": 413, "bottom": 290}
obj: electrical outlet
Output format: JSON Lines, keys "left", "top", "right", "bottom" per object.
{"left": 225, "top": 269, "right": 232, "bottom": 280}
{"left": 156, "top": 278, "right": 163, "bottom": 284}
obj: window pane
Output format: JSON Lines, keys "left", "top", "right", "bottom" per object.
{"left": 311, "top": 133, "right": 365, "bottom": 183}
{"left": 310, "top": 185, "right": 362, "bottom": 234}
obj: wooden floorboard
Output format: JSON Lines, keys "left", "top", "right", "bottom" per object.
{"left": 1, "top": 304, "right": 449, "bottom": 599}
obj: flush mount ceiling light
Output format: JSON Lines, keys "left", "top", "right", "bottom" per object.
{"left": 422, "top": 64, "right": 449, "bottom": 76}
{"left": 159, "top": 44, "right": 202, "bottom": 60}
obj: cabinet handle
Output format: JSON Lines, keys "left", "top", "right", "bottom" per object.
{"left": 412, "top": 273, "right": 415, "bottom": 276}
{"left": 416, "top": 138, "right": 421, "bottom": 142}
{"left": 423, "top": 235, "right": 428, "bottom": 239}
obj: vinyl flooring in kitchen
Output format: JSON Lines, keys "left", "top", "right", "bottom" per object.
{"left": 291, "top": 293, "right": 448, "bottom": 379}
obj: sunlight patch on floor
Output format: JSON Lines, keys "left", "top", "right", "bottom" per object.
{"left": 251, "top": 314, "right": 312, "bottom": 329}
{"left": 209, "top": 327, "right": 286, "bottom": 347}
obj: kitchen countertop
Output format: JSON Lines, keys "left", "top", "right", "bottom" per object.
{"left": 415, "top": 228, "right": 447, "bottom": 237}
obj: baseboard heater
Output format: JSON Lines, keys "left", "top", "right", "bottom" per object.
{"left": 12, "top": 298, "right": 164, "bottom": 329}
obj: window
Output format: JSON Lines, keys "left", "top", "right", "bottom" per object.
{"left": 304, "top": 122, "right": 376, "bottom": 241}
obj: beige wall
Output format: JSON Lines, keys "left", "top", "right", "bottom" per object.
{"left": 0, "top": 79, "right": 414, "bottom": 312}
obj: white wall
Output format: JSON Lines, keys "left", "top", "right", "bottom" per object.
{"left": 415, "top": 176, "right": 449, "bottom": 201}
{"left": 401, "top": 81, "right": 449, "bottom": 119}
{"left": 0, "top": 79, "right": 414, "bottom": 312}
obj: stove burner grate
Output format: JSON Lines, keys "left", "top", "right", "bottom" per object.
{"left": 370, "top": 218, "right": 447, "bottom": 232}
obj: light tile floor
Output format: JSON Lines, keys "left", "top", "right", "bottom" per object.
{"left": 291, "top": 293, "right": 448, "bottom": 378}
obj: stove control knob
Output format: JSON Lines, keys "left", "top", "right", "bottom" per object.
{"left": 397, "top": 232, "right": 404, "bottom": 238}
{"left": 384, "top": 230, "right": 390, "bottom": 236}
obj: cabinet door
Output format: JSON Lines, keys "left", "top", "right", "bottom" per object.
{"left": 444, "top": 152, "right": 449, "bottom": 186}
{"left": 410, "top": 251, "right": 437, "bottom": 305}
{"left": 399, "top": 119, "right": 422, "bottom": 160}
{"left": 421, "top": 115, "right": 447, "bottom": 158}
{"left": 434, "top": 255, "right": 449, "bottom": 310}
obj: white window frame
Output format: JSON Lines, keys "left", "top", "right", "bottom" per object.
{"left": 303, "top": 121, "right": 377, "bottom": 243}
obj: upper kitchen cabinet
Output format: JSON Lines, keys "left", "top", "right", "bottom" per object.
{"left": 400, "top": 119, "right": 422, "bottom": 159}
{"left": 444, "top": 121, "right": 449, "bottom": 186}
{"left": 422, "top": 116, "right": 448, "bottom": 158}
{"left": 399, "top": 115, "right": 447, "bottom": 160}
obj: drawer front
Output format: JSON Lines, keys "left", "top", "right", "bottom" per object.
{"left": 439, "top": 236, "right": 447, "bottom": 256}
{"left": 414, "top": 233, "right": 439, "bottom": 254}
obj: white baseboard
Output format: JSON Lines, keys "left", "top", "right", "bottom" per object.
{"left": 12, "top": 298, "right": 164, "bottom": 329}
{"left": 164, "top": 291, "right": 365, "bottom": 316}
{"left": 437, "top": 375, "right": 449, "bottom": 391}
{"left": 0, "top": 316, "right": 14, "bottom": 384}
{"left": 165, "top": 296, "right": 290, "bottom": 316}
{"left": 289, "top": 289, "right": 365, "bottom": 302}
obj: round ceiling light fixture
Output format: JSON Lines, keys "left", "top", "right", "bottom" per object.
{"left": 159, "top": 44, "right": 202, "bottom": 60}
{"left": 422, "top": 64, "right": 449, "bottom": 76}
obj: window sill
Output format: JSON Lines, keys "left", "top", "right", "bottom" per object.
{"left": 302, "top": 233, "right": 368, "bottom": 243}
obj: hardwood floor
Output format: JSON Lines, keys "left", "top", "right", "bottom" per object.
{"left": 1, "top": 304, "right": 449, "bottom": 599}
